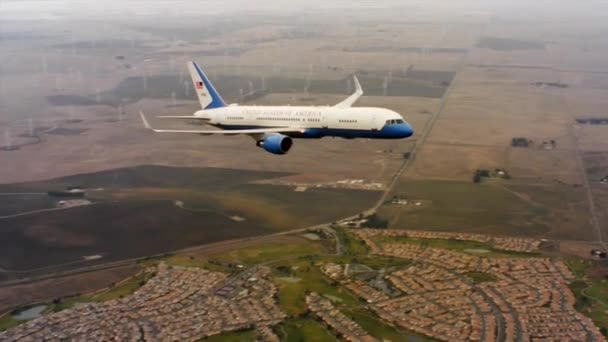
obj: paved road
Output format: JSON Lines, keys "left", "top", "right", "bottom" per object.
{"left": 566, "top": 120, "right": 605, "bottom": 248}
{"left": 370, "top": 52, "right": 468, "bottom": 213}
{"left": 547, "top": 55, "right": 606, "bottom": 249}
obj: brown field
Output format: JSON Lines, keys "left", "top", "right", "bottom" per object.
{"left": 1, "top": 5, "right": 608, "bottom": 338}
{"left": 584, "top": 152, "right": 608, "bottom": 181}
{"left": 381, "top": 179, "right": 594, "bottom": 240}
{"left": 1, "top": 3, "right": 607, "bottom": 289}
{"left": 407, "top": 144, "right": 508, "bottom": 181}
{"left": 386, "top": 17, "right": 608, "bottom": 242}
{"left": 0, "top": 265, "right": 141, "bottom": 314}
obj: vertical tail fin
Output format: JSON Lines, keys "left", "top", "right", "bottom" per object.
{"left": 187, "top": 61, "right": 226, "bottom": 110}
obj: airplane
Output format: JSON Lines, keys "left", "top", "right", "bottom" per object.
{"left": 140, "top": 61, "right": 414, "bottom": 155}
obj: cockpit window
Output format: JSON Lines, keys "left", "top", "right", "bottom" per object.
{"left": 385, "top": 119, "right": 405, "bottom": 125}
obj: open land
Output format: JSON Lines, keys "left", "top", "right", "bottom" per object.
{"left": 0, "top": 166, "right": 378, "bottom": 277}
{"left": 1, "top": 1, "right": 608, "bottom": 340}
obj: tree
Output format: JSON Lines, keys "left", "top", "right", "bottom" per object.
{"left": 363, "top": 214, "right": 389, "bottom": 229}
{"left": 473, "top": 171, "right": 482, "bottom": 183}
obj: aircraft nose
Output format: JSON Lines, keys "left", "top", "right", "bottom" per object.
{"left": 400, "top": 123, "right": 414, "bottom": 138}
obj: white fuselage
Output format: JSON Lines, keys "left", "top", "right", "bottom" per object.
{"left": 195, "top": 105, "right": 413, "bottom": 139}
{"left": 142, "top": 61, "right": 415, "bottom": 154}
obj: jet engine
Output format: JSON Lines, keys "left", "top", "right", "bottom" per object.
{"left": 257, "top": 134, "right": 293, "bottom": 155}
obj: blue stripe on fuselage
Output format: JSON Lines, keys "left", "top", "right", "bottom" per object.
{"left": 216, "top": 123, "right": 413, "bottom": 139}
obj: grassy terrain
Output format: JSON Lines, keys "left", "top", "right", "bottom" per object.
{"left": 164, "top": 254, "right": 233, "bottom": 273}
{"left": 89, "top": 272, "right": 155, "bottom": 302}
{"left": 565, "top": 259, "right": 608, "bottom": 335}
{"left": 326, "top": 254, "right": 412, "bottom": 270}
{"left": 334, "top": 227, "right": 369, "bottom": 256}
{"left": 0, "top": 165, "right": 379, "bottom": 273}
{"left": 272, "top": 259, "right": 359, "bottom": 316}
{"left": 0, "top": 199, "right": 273, "bottom": 272}
{"left": 382, "top": 180, "right": 593, "bottom": 241}
{"left": 213, "top": 184, "right": 379, "bottom": 229}
{"left": 329, "top": 228, "right": 411, "bottom": 269}
{"left": 213, "top": 241, "right": 328, "bottom": 266}
{"left": 199, "top": 329, "right": 257, "bottom": 342}
{"left": 0, "top": 314, "right": 21, "bottom": 332}
{"left": 466, "top": 272, "right": 498, "bottom": 284}
{"left": 567, "top": 258, "right": 592, "bottom": 278}
{"left": 374, "top": 235, "right": 540, "bottom": 258}
{"left": 345, "top": 308, "right": 439, "bottom": 342}
{"left": 279, "top": 318, "right": 339, "bottom": 342}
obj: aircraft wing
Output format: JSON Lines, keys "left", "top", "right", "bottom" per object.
{"left": 334, "top": 75, "right": 363, "bottom": 108}
{"left": 140, "top": 112, "right": 303, "bottom": 135}
{"left": 156, "top": 116, "right": 210, "bottom": 121}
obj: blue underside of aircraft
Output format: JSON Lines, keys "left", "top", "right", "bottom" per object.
{"left": 216, "top": 123, "right": 413, "bottom": 139}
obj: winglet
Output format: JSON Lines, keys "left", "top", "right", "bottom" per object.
{"left": 353, "top": 75, "right": 362, "bottom": 94}
{"left": 140, "top": 111, "right": 153, "bottom": 130}
{"left": 334, "top": 75, "right": 363, "bottom": 108}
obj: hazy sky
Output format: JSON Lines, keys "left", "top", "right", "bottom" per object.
{"left": 2, "top": 0, "right": 608, "bottom": 21}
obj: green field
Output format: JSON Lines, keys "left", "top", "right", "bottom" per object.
{"left": 373, "top": 235, "right": 539, "bottom": 258}
{"left": 278, "top": 318, "right": 339, "bottom": 342}
{"left": 272, "top": 259, "right": 359, "bottom": 316}
{"left": 0, "top": 314, "right": 21, "bottom": 332}
{"left": 466, "top": 272, "right": 498, "bottom": 284}
{"left": 345, "top": 308, "right": 439, "bottom": 342}
{"left": 199, "top": 329, "right": 258, "bottom": 342}
{"left": 164, "top": 254, "right": 234, "bottom": 273}
{"left": 212, "top": 240, "right": 329, "bottom": 266}
{"left": 334, "top": 228, "right": 369, "bottom": 256}
{"left": 565, "top": 259, "right": 608, "bottom": 334}
{"left": 382, "top": 180, "right": 593, "bottom": 240}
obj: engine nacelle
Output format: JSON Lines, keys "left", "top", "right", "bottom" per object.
{"left": 257, "top": 134, "right": 293, "bottom": 155}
